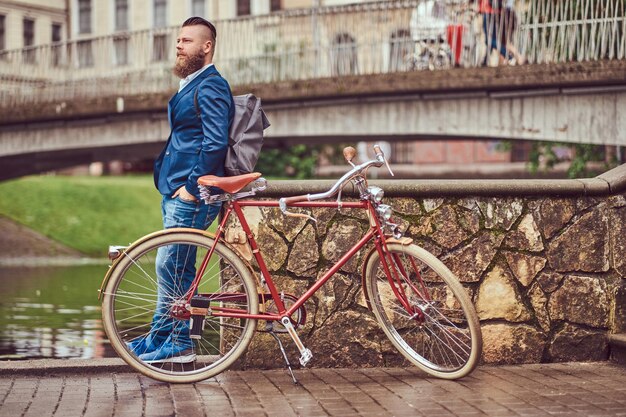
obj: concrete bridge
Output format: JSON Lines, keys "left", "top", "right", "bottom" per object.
{"left": 1, "top": 60, "right": 625, "bottom": 180}
{"left": 1, "top": 0, "right": 625, "bottom": 179}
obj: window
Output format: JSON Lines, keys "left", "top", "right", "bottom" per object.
{"left": 191, "top": 0, "right": 205, "bottom": 17}
{"left": 331, "top": 33, "right": 358, "bottom": 76}
{"left": 152, "top": 33, "right": 168, "bottom": 61}
{"left": 237, "top": 0, "right": 251, "bottom": 16}
{"left": 270, "top": 0, "right": 281, "bottom": 12}
{"left": 389, "top": 29, "right": 412, "bottom": 72}
{"left": 154, "top": 0, "right": 167, "bottom": 28}
{"left": 0, "top": 15, "right": 5, "bottom": 51}
{"left": 52, "top": 23, "right": 62, "bottom": 42}
{"left": 391, "top": 142, "right": 414, "bottom": 164}
{"left": 51, "top": 23, "right": 63, "bottom": 66}
{"left": 77, "top": 40, "right": 93, "bottom": 67}
{"left": 115, "top": 0, "right": 129, "bottom": 31}
{"left": 114, "top": 0, "right": 130, "bottom": 66}
{"left": 23, "top": 18, "right": 34, "bottom": 46}
{"left": 78, "top": 0, "right": 92, "bottom": 34}
{"left": 152, "top": 0, "right": 168, "bottom": 61}
{"left": 23, "top": 18, "right": 35, "bottom": 63}
{"left": 114, "top": 36, "right": 129, "bottom": 65}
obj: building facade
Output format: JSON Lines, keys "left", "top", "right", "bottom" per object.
{"left": 0, "top": 0, "right": 365, "bottom": 54}
{"left": 0, "top": 0, "right": 66, "bottom": 52}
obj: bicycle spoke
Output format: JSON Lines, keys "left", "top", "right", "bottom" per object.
{"left": 102, "top": 231, "right": 258, "bottom": 383}
{"left": 366, "top": 244, "right": 481, "bottom": 378}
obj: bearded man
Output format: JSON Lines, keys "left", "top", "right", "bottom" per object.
{"left": 128, "top": 17, "right": 234, "bottom": 364}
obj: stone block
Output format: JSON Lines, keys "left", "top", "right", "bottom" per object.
{"left": 609, "top": 206, "right": 626, "bottom": 276}
{"left": 457, "top": 204, "right": 481, "bottom": 235}
{"left": 392, "top": 198, "right": 422, "bottom": 216}
{"left": 548, "top": 275, "right": 609, "bottom": 328}
{"left": 240, "top": 206, "right": 263, "bottom": 236}
{"left": 476, "top": 264, "right": 533, "bottom": 322}
{"left": 423, "top": 198, "right": 444, "bottom": 213}
{"left": 529, "top": 282, "right": 550, "bottom": 332}
{"left": 503, "top": 214, "right": 544, "bottom": 252}
{"left": 481, "top": 323, "right": 546, "bottom": 364}
{"left": 430, "top": 205, "right": 472, "bottom": 249}
{"left": 536, "top": 271, "right": 565, "bottom": 293}
{"left": 546, "top": 208, "right": 609, "bottom": 273}
{"left": 548, "top": 323, "right": 608, "bottom": 362}
{"left": 322, "top": 219, "right": 364, "bottom": 273}
{"left": 504, "top": 251, "right": 546, "bottom": 287}
{"left": 256, "top": 223, "right": 288, "bottom": 271}
{"left": 312, "top": 207, "right": 336, "bottom": 236}
{"left": 443, "top": 232, "right": 504, "bottom": 283}
{"left": 312, "top": 272, "right": 360, "bottom": 329}
{"left": 611, "top": 281, "right": 626, "bottom": 332}
{"left": 263, "top": 206, "right": 308, "bottom": 242}
{"left": 535, "top": 198, "right": 576, "bottom": 239}
{"left": 477, "top": 198, "right": 523, "bottom": 231}
{"left": 287, "top": 224, "right": 319, "bottom": 277}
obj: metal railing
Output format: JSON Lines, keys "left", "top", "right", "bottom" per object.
{"left": 0, "top": 0, "right": 624, "bottom": 108}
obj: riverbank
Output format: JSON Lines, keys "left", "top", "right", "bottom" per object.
{"left": 0, "top": 175, "right": 162, "bottom": 257}
{"left": 0, "top": 215, "right": 83, "bottom": 265}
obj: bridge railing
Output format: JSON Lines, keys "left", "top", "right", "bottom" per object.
{"left": 0, "top": 0, "right": 624, "bottom": 108}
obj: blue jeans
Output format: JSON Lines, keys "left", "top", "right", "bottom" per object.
{"left": 482, "top": 13, "right": 508, "bottom": 64}
{"left": 149, "top": 196, "right": 221, "bottom": 347}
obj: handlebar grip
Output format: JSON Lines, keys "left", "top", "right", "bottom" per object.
{"left": 343, "top": 146, "right": 356, "bottom": 163}
{"left": 283, "top": 195, "right": 309, "bottom": 205}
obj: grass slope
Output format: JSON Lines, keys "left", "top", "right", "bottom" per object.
{"left": 0, "top": 175, "right": 164, "bottom": 257}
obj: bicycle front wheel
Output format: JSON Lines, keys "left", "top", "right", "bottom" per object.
{"left": 365, "top": 243, "right": 482, "bottom": 379}
{"left": 101, "top": 229, "right": 258, "bottom": 383}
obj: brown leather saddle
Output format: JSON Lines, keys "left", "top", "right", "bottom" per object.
{"left": 198, "top": 172, "right": 262, "bottom": 194}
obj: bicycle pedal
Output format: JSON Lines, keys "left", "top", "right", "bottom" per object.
{"left": 299, "top": 348, "right": 313, "bottom": 367}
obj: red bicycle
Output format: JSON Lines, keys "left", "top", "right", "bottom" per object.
{"left": 100, "top": 145, "right": 482, "bottom": 383}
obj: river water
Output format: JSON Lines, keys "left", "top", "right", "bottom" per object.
{"left": 0, "top": 262, "right": 117, "bottom": 359}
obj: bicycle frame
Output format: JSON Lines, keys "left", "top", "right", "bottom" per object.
{"left": 185, "top": 197, "right": 413, "bottom": 323}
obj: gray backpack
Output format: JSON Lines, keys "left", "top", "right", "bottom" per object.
{"left": 195, "top": 88, "right": 270, "bottom": 176}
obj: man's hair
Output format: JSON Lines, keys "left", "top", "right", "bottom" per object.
{"left": 182, "top": 16, "right": 217, "bottom": 45}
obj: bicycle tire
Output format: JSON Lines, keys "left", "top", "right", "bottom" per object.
{"left": 101, "top": 229, "right": 258, "bottom": 383}
{"left": 364, "top": 243, "right": 482, "bottom": 379}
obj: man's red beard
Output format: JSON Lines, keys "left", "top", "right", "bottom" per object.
{"left": 173, "top": 49, "right": 206, "bottom": 78}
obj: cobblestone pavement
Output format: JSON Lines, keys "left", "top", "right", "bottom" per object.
{"left": 1, "top": 361, "right": 625, "bottom": 417}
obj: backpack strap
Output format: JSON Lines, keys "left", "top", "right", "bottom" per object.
{"left": 194, "top": 88, "right": 200, "bottom": 119}
{"left": 193, "top": 74, "right": 219, "bottom": 119}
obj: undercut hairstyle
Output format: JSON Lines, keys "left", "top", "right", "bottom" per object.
{"left": 182, "top": 16, "right": 217, "bottom": 46}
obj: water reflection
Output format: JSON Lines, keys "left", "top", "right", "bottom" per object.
{"left": 0, "top": 263, "right": 117, "bottom": 359}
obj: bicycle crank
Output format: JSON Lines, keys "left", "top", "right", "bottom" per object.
{"left": 281, "top": 316, "right": 313, "bottom": 367}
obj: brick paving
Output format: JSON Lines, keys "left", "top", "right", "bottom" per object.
{"left": 1, "top": 361, "right": 625, "bottom": 417}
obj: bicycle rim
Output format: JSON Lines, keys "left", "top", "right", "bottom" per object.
{"left": 101, "top": 230, "right": 258, "bottom": 383}
{"left": 365, "top": 243, "right": 482, "bottom": 379}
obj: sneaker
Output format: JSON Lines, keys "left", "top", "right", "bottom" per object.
{"left": 127, "top": 336, "right": 157, "bottom": 356}
{"left": 138, "top": 337, "right": 196, "bottom": 364}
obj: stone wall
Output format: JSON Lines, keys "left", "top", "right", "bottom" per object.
{"left": 226, "top": 167, "right": 626, "bottom": 369}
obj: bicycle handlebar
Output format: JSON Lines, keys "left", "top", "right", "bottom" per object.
{"left": 278, "top": 145, "right": 388, "bottom": 215}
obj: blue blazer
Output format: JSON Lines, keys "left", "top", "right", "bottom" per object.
{"left": 154, "top": 65, "right": 235, "bottom": 199}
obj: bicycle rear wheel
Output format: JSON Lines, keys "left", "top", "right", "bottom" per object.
{"left": 101, "top": 229, "right": 258, "bottom": 383}
{"left": 365, "top": 243, "right": 481, "bottom": 379}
